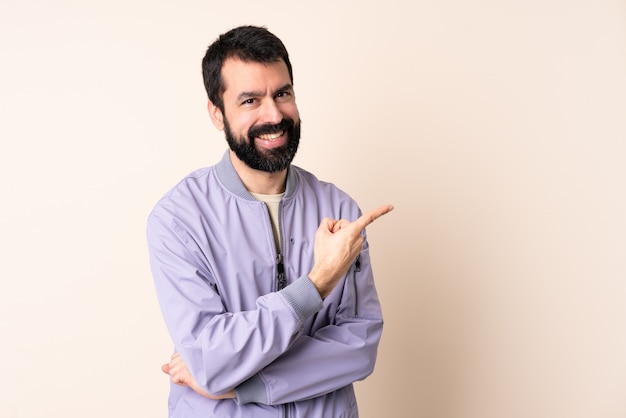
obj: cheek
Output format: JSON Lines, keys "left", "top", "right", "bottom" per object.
{"left": 282, "top": 103, "right": 300, "bottom": 122}
{"left": 228, "top": 113, "right": 256, "bottom": 136}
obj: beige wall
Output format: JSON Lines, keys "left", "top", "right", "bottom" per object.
{"left": 1, "top": 1, "right": 625, "bottom": 417}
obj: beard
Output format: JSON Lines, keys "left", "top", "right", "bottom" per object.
{"left": 224, "top": 116, "right": 301, "bottom": 173}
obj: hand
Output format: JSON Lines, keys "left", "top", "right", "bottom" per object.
{"left": 308, "top": 204, "right": 394, "bottom": 299}
{"left": 161, "top": 353, "right": 236, "bottom": 400}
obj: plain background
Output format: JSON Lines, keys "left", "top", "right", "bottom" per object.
{"left": 1, "top": 1, "right": 625, "bottom": 417}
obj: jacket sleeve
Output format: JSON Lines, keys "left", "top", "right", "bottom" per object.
{"left": 235, "top": 242, "right": 384, "bottom": 405}
{"left": 147, "top": 210, "right": 324, "bottom": 396}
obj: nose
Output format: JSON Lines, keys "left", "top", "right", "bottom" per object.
{"left": 259, "top": 99, "right": 283, "bottom": 124}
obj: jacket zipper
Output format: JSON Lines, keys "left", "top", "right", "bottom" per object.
{"left": 276, "top": 202, "right": 289, "bottom": 418}
{"left": 276, "top": 200, "right": 286, "bottom": 290}
{"left": 277, "top": 252, "right": 286, "bottom": 290}
{"left": 260, "top": 201, "right": 286, "bottom": 291}
{"left": 353, "top": 254, "right": 361, "bottom": 317}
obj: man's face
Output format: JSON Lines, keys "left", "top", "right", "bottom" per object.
{"left": 216, "top": 58, "right": 301, "bottom": 173}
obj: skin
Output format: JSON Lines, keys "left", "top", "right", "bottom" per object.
{"left": 162, "top": 57, "right": 394, "bottom": 399}
{"left": 208, "top": 58, "right": 299, "bottom": 195}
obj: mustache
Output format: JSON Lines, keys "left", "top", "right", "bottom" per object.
{"left": 248, "top": 118, "right": 295, "bottom": 139}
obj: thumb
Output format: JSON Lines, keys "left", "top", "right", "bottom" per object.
{"left": 318, "top": 217, "right": 338, "bottom": 233}
{"left": 331, "top": 219, "right": 349, "bottom": 233}
{"left": 161, "top": 364, "right": 170, "bottom": 375}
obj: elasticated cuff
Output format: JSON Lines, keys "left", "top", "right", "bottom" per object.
{"left": 279, "top": 275, "right": 323, "bottom": 323}
{"left": 235, "top": 373, "right": 267, "bottom": 405}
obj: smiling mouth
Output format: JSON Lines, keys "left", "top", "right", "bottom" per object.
{"left": 257, "top": 130, "right": 285, "bottom": 141}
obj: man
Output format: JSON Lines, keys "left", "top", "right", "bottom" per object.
{"left": 147, "top": 25, "right": 393, "bottom": 417}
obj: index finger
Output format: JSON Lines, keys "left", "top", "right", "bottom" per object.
{"left": 353, "top": 204, "right": 394, "bottom": 231}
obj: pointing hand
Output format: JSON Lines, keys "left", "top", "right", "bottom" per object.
{"left": 308, "top": 204, "right": 394, "bottom": 299}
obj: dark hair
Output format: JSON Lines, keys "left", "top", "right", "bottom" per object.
{"left": 202, "top": 25, "right": 293, "bottom": 112}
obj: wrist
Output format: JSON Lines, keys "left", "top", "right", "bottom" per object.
{"left": 308, "top": 268, "right": 330, "bottom": 299}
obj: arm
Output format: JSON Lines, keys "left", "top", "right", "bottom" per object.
{"left": 148, "top": 210, "right": 324, "bottom": 396}
{"left": 164, "top": 246, "right": 384, "bottom": 404}
{"left": 236, "top": 244, "right": 384, "bottom": 405}
{"left": 165, "top": 277, "right": 381, "bottom": 405}
{"left": 162, "top": 352, "right": 235, "bottom": 399}
{"left": 159, "top": 206, "right": 393, "bottom": 403}
{"left": 237, "top": 207, "right": 393, "bottom": 403}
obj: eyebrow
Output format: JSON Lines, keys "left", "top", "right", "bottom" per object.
{"left": 236, "top": 83, "right": 294, "bottom": 102}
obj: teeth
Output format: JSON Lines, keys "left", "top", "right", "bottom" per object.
{"left": 258, "top": 131, "right": 284, "bottom": 141}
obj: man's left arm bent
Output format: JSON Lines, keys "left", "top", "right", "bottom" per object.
{"left": 234, "top": 242, "right": 383, "bottom": 405}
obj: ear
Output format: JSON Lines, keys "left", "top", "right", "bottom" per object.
{"left": 208, "top": 100, "right": 225, "bottom": 131}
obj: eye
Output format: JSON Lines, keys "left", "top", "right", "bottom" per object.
{"left": 241, "top": 98, "right": 255, "bottom": 105}
{"left": 275, "top": 91, "right": 292, "bottom": 101}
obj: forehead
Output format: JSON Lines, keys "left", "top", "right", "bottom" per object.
{"left": 221, "top": 58, "right": 292, "bottom": 98}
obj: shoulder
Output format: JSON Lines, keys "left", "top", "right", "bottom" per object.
{"left": 148, "top": 166, "right": 217, "bottom": 220}
{"left": 290, "top": 165, "right": 349, "bottom": 196}
{"left": 162, "top": 166, "right": 214, "bottom": 200}
{"left": 289, "top": 165, "right": 361, "bottom": 217}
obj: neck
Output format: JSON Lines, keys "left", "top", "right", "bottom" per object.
{"left": 229, "top": 151, "right": 288, "bottom": 194}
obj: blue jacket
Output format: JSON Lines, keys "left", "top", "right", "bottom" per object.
{"left": 147, "top": 151, "right": 383, "bottom": 417}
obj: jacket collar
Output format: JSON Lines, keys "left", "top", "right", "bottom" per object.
{"left": 215, "top": 150, "right": 296, "bottom": 201}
